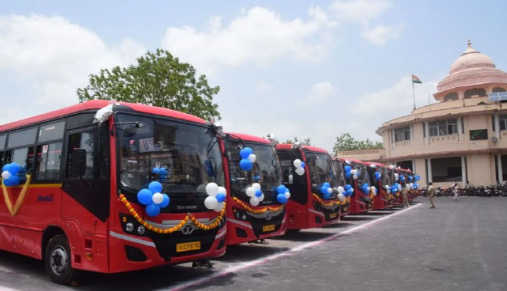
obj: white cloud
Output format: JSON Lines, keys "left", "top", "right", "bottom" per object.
{"left": 0, "top": 14, "right": 145, "bottom": 124}
{"left": 300, "top": 81, "right": 336, "bottom": 104}
{"left": 161, "top": 6, "right": 334, "bottom": 75}
{"left": 329, "top": 0, "right": 391, "bottom": 23}
{"left": 361, "top": 23, "right": 404, "bottom": 46}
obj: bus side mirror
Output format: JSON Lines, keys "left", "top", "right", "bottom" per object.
{"left": 71, "top": 148, "right": 87, "bottom": 177}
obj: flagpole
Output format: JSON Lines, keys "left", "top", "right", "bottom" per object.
{"left": 412, "top": 74, "right": 416, "bottom": 110}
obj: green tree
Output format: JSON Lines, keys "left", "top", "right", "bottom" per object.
{"left": 77, "top": 49, "right": 220, "bottom": 120}
{"left": 333, "top": 133, "right": 383, "bottom": 152}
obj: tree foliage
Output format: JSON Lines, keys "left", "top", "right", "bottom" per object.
{"left": 77, "top": 49, "right": 220, "bottom": 120}
{"left": 333, "top": 133, "right": 383, "bottom": 152}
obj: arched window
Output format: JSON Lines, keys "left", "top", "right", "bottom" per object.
{"left": 464, "top": 88, "right": 486, "bottom": 99}
{"left": 443, "top": 92, "right": 458, "bottom": 102}
{"left": 492, "top": 87, "right": 506, "bottom": 93}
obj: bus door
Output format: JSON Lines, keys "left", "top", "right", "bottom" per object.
{"left": 62, "top": 125, "right": 110, "bottom": 236}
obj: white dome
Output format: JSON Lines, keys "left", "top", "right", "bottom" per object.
{"left": 450, "top": 41, "right": 495, "bottom": 74}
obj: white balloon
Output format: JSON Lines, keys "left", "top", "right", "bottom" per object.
{"left": 367, "top": 187, "right": 371, "bottom": 192}
{"left": 250, "top": 197, "right": 259, "bottom": 206}
{"left": 351, "top": 169, "right": 358, "bottom": 175}
{"left": 252, "top": 183, "right": 261, "bottom": 191}
{"left": 258, "top": 194, "right": 265, "bottom": 202}
{"left": 293, "top": 159, "right": 302, "bottom": 168}
{"left": 327, "top": 188, "right": 333, "bottom": 194}
{"left": 205, "top": 183, "right": 219, "bottom": 196}
{"left": 350, "top": 188, "right": 354, "bottom": 193}
{"left": 152, "top": 193, "right": 164, "bottom": 204}
{"left": 246, "top": 187, "right": 255, "bottom": 197}
{"left": 204, "top": 196, "right": 218, "bottom": 210}
{"left": 1, "top": 171, "right": 11, "bottom": 180}
{"left": 352, "top": 174, "right": 358, "bottom": 180}
{"left": 385, "top": 185, "right": 390, "bottom": 189}
{"left": 248, "top": 154, "right": 257, "bottom": 163}
{"left": 337, "top": 186, "right": 344, "bottom": 193}
{"left": 295, "top": 167, "right": 305, "bottom": 176}
{"left": 338, "top": 193, "right": 345, "bottom": 202}
{"left": 213, "top": 202, "right": 224, "bottom": 212}
{"left": 218, "top": 186, "right": 227, "bottom": 196}
{"left": 285, "top": 192, "right": 291, "bottom": 199}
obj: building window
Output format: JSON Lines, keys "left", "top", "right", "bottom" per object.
{"left": 431, "top": 157, "right": 462, "bottom": 182}
{"left": 464, "top": 88, "right": 486, "bottom": 99}
{"left": 443, "top": 92, "right": 458, "bottom": 101}
{"left": 428, "top": 119, "right": 458, "bottom": 136}
{"left": 492, "top": 87, "right": 506, "bottom": 93}
{"left": 393, "top": 126, "right": 411, "bottom": 142}
{"left": 500, "top": 115, "right": 507, "bottom": 131}
{"left": 396, "top": 160, "right": 413, "bottom": 171}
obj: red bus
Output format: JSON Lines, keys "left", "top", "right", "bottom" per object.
{"left": 275, "top": 144, "right": 341, "bottom": 230}
{"left": 332, "top": 157, "right": 350, "bottom": 217}
{"left": 223, "top": 132, "right": 286, "bottom": 245}
{"left": 386, "top": 165, "right": 401, "bottom": 205}
{"left": 362, "top": 162, "right": 393, "bottom": 210}
{"left": 340, "top": 158, "right": 373, "bottom": 214}
{"left": 0, "top": 100, "right": 227, "bottom": 284}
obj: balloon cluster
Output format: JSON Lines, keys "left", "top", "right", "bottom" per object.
{"left": 361, "top": 183, "right": 370, "bottom": 194}
{"left": 319, "top": 182, "right": 333, "bottom": 199}
{"left": 137, "top": 181, "right": 170, "bottom": 217}
{"left": 239, "top": 147, "right": 257, "bottom": 171}
{"left": 152, "top": 167, "right": 169, "bottom": 180}
{"left": 276, "top": 185, "right": 290, "bottom": 204}
{"left": 394, "top": 173, "right": 399, "bottom": 181}
{"left": 344, "top": 184, "right": 354, "bottom": 196}
{"left": 344, "top": 165, "right": 352, "bottom": 178}
{"left": 351, "top": 169, "right": 359, "bottom": 180}
{"left": 414, "top": 175, "right": 421, "bottom": 181}
{"left": 400, "top": 175, "right": 405, "bottom": 182}
{"left": 204, "top": 182, "right": 227, "bottom": 212}
{"left": 370, "top": 185, "right": 377, "bottom": 196}
{"left": 336, "top": 186, "right": 346, "bottom": 202}
{"left": 1, "top": 163, "right": 23, "bottom": 186}
{"left": 412, "top": 182, "right": 419, "bottom": 190}
{"left": 384, "top": 184, "right": 391, "bottom": 194}
{"left": 390, "top": 183, "right": 401, "bottom": 194}
{"left": 293, "top": 159, "right": 305, "bottom": 176}
{"left": 374, "top": 171, "right": 381, "bottom": 181}
{"left": 246, "top": 183, "right": 264, "bottom": 206}
{"left": 408, "top": 175, "right": 413, "bottom": 182}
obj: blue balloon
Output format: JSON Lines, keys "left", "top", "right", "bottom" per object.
{"left": 216, "top": 193, "right": 226, "bottom": 202}
{"left": 152, "top": 167, "right": 161, "bottom": 174}
{"left": 239, "top": 159, "right": 253, "bottom": 171}
{"left": 344, "top": 165, "right": 351, "bottom": 172}
{"left": 148, "top": 181, "right": 163, "bottom": 193}
{"left": 323, "top": 182, "right": 330, "bottom": 188}
{"left": 145, "top": 203, "right": 161, "bottom": 217}
{"left": 160, "top": 194, "right": 170, "bottom": 208}
{"left": 277, "top": 185, "right": 286, "bottom": 194}
{"left": 1, "top": 164, "right": 9, "bottom": 172}
{"left": 345, "top": 172, "right": 351, "bottom": 178}
{"left": 324, "top": 193, "right": 331, "bottom": 200}
{"left": 254, "top": 175, "right": 261, "bottom": 181}
{"left": 277, "top": 193, "right": 288, "bottom": 204}
{"left": 240, "top": 147, "right": 253, "bottom": 159}
{"left": 300, "top": 162, "right": 305, "bottom": 168}
{"left": 137, "top": 189, "right": 153, "bottom": 205}
{"left": 345, "top": 184, "right": 352, "bottom": 191}
{"left": 347, "top": 189, "right": 354, "bottom": 196}
{"left": 9, "top": 163, "right": 20, "bottom": 175}
{"left": 320, "top": 186, "right": 328, "bottom": 195}
{"left": 255, "top": 190, "right": 262, "bottom": 198}
{"left": 375, "top": 171, "right": 380, "bottom": 180}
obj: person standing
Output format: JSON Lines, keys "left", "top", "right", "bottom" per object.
{"left": 428, "top": 182, "right": 436, "bottom": 208}
{"left": 453, "top": 182, "right": 459, "bottom": 202}
{"left": 402, "top": 184, "right": 410, "bottom": 208}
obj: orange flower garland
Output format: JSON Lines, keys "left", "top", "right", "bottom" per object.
{"left": 312, "top": 193, "right": 343, "bottom": 206}
{"left": 119, "top": 194, "right": 226, "bottom": 234}
{"left": 232, "top": 197, "right": 284, "bottom": 214}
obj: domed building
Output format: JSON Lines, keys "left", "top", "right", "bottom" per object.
{"left": 376, "top": 41, "right": 507, "bottom": 188}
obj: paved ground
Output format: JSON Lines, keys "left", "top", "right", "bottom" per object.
{"left": 1, "top": 196, "right": 506, "bottom": 291}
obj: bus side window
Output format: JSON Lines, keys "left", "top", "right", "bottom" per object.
{"left": 36, "top": 142, "right": 63, "bottom": 181}
{"left": 67, "top": 131, "right": 94, "bottom": 179}
{"left": 11, "top": 147, "right": 35, "bottom": 174}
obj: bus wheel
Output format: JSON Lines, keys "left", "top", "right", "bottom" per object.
{"left": 45, "top": 234, "right": 78, "bottom": 285}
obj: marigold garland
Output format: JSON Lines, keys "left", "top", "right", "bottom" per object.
{"left": 232, "top": 197, "right": 284, "bottom": 214}
{"left": 312, "top": 193, "right": 343, "bottom": 206}
{"left": 119, "top": 194, "right": 226, "bottom": 234}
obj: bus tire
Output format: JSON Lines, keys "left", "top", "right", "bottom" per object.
{"left": 44, "top": 234, "right": 78, "bottom": 285}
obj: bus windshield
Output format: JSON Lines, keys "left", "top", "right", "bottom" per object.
{"left": 352, "top": 162, "right": 370, "bottom": 186}
{"left": 333, "top": 160, "right": 346, "bottom": 186}
{"left": 116, "top": 114, "right": 225, "bottom": 205}
{"left": 226, "top": 140, "right": 282, "bottom": 205}
{"left": 305, "top": 151, "right": 338, "bottom": 191}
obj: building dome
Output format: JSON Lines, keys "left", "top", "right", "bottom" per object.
{"left": 450, "top": 40, "right": 495, "bottom": 74}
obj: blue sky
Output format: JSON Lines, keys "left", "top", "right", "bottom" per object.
{"left": 1, "top": 0, "right": 507, "bottom": 152}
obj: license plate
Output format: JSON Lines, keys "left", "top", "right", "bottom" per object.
{"left": 176, "top": 241, "right": 201, "bottom": 253}
{"left": 263, "top": 224, "right": 275, "bottom": 232}
{"left": 330, "top": 212, "right": 337, "bottom": 219}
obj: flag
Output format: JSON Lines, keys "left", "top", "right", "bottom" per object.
{"left": 412, "top": 74, "right": 422, "bottom": 84}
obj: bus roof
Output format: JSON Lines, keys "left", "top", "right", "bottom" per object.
{"left": 363, "top": 161, "right": 387, "bottom": 168}
{"left": 225, "top": 132, "right": 271, "bottom": 145}
{"left": 275, "top": 143, "right": 329, "bottom": 154}
{"left": 0, "top": 100, "right": 207, "bottom": 132}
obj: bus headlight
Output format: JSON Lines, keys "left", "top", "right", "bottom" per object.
{"left": 137, "top": 225, "right": 146, "bottom": 235}
{"left": 125, "top": 222, "right": 134, "bottom": 232}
